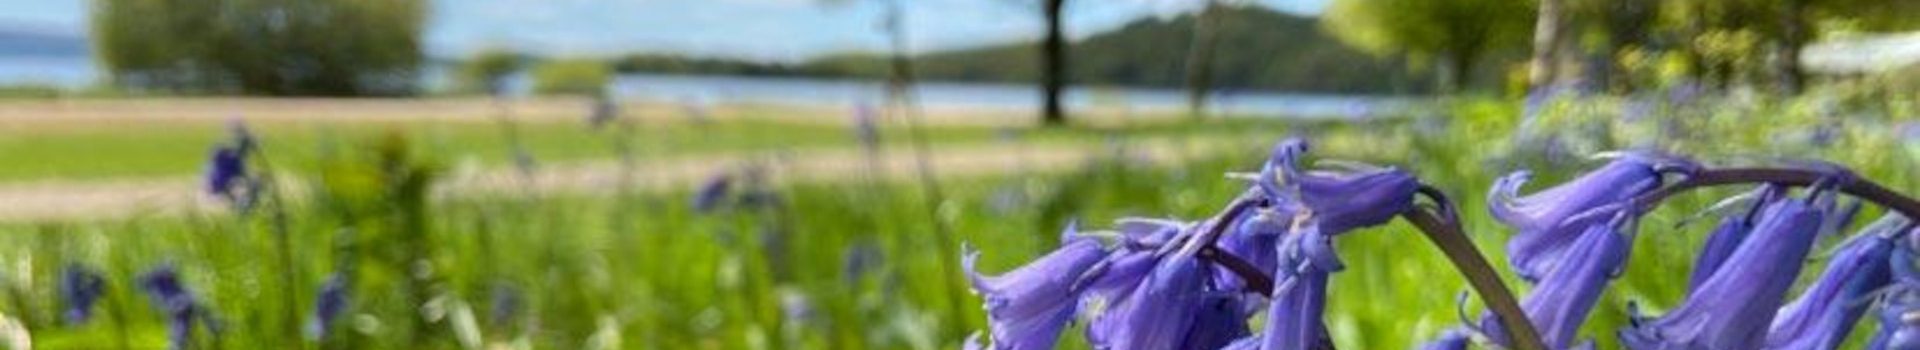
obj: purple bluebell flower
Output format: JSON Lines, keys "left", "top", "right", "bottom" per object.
{"left": 1686, "top": 185, "right": 1783, "bottom": 290}
{"left": 1085, "top": 245, "right": 1210, "bottom": 350}
{"left": 205, "top": 146, "right": 247, "bottom": 197}
{"left": 1764, "top": 216, "right": 1902, "bottom": 349}
{"left": 1871, "top": 248, "right": 1920, "bottom": 349}
{"left": 1490, "top": 156, "right": 1668, "bottom": 281}
{"left": 692, "top": 173, "right": 734, "bottom": 212}
{"left": 1259, "top": 138, "right": 1418, "bottom": 235}
{"left": 306, "top": 274, "right": 348, "bottom": 340}
{"left": 490, "top": 282, "right": 521, "bottom": 331}
{"left": 59, "top": 263, "right": 106, "bottom": 325}
{"left": 1257, "top": 243, "right": 1332, "bottom": 350}
{"left": 1484, "top": 211, "right": 1631, "bottom": 349}
{"left": 1620, "top": 193, "right": 1828, "bottom": 349}
{"left": 964, "top": 226, "right": 1108, "bottom": 350}
{"left": 1417, "top": 329, "right": 1472, "bottom": 350}
{"left": 140, "top": 266, "right": 205, "bottom": 350}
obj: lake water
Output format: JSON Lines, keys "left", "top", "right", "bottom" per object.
{"left": 2, "top": 56, "right": 1407, "bottom": 118}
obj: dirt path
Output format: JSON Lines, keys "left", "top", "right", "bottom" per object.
{"left": 0, "top": 136, "right": 1249, "bottom": 222}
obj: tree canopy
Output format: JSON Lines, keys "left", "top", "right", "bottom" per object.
{"left": 92, "top": 0, "right": 427, "bottom": 96}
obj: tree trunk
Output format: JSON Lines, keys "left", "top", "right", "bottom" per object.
{"left": 1775, "top": 0, "right": 1808, "bottom": 95}
{"left": 1183, "top": 0, "right": 1223, "bottom": 118}
{"left": 1439, "top": 51, "right": 1476, "bottom": 94}
{"left": 1527, "top": 0, "right": 1566, "bottom": 90}
{"left": 1041, "top": 0, "right": 1068, "bottom": 126}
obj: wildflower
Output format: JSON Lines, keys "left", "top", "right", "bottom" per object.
{"left": 1620, "top": 190, "right": 1830, "bottom": 349}
{"left": 1259, "top": 138, "right": 1417, "bottom": 235}
{"left": 1765, "top": 215, "right": 1904, "bottom": 349}
{"left": 1484, "top": 211, "right": 1631, "bottom": 349}
{"left": 306, "top": 274, "right": 348, "bottom": 340}
{"left": 963, "top": 225, "right": 1107, "bottom": 350}
{"left": 140, "top": 266, "right": 207, "bottom": 350}
{"left": 1416, "top": 329, "right": 1472, "bottom": 350}
{"left": 205, "top": 146, "right": 248, "bottom": 198}
{"left": 489, "top": 282, "right": 521, "bottom": 332}
{"left": 1870, "top": 248, "right": 1920, "bottom": 349}
{"left": 1490, "top": 156, "right": 1669, "bottom": 281}
{"left": 692, "top": 173, "right": 733, "bottom": 212}
{"left": 59, "top": 263, "right": 106, "bottom": 325}
{"left": 1685, "top": 186, "right": 1782, "bottom": 289}
{"left": 1084, "top": 243, "right": 1214, "bottom": 349}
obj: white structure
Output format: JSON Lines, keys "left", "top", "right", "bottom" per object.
{"left": 1803, "top": 31, "right": 1920, "bottom": 75}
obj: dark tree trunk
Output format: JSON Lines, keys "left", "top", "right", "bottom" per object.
{"left": 1527, "top": 0, "right": 1566, "bottom": 90}
{"left": 1041, "top": 0, "right": 1068, "bottom": 126}
{"left": 1183, "top": 0, "right": 1223, "bottom": 118}
{"left": 1775, "top": 0, "right": 1808, "bottom": 95}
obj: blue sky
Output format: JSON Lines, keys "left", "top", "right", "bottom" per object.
{"left": 0, "top": 0, "right": 1324, "bottom": 61}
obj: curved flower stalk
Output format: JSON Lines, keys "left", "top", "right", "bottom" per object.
{"left": 1619, "top": 185, "right": 1837, "bottom": 349}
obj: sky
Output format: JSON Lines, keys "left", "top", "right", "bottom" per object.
{"left": 0, "top": 0, "right": 1325, "bottom": 61}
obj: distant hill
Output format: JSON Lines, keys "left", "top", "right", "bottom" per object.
{"left": 613, "top": 6, "right": 1433, "bottom": 94}
{"left": 0, "top": 27, "right": 87, "bottom": 57}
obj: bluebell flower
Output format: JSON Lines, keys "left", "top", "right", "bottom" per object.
{"left": 1085, "top": 245, "right": 1209, "bottom": 350}
{"left": 1620, "top": 193, "right": 1828, "bottom": 349}
{"left": 1257, "top": 235, "right": 1333, "bottom": 350}
{"left": 1490, "top": 156, "right": 1668, "bottom": 281}
{"left": 306, "top": 274, "right": 348, "bottom": 340}
{"left": 964, "top": 226, "right": 1108, "bottom": 350}
{"left": 692, "top": 173, "right": 734, "bottom": 212}
{"left": 1417, "top": 329, "right": 1472, "bottom": 350}
{"left": 1765, "top": 215, "right": 1902, "bottom": 349}
{"left": 140, "top": 266, "right": 205, "bottom": 350}
{"left": 59, "top": 263, "right": 106, "bottom": 325}
{"left": 1483, "top": 211, "right": 1630, "bottom": 349}
{"left": 1686, "top": 185, "right": 1783, "bottom": 290}
{"left": 490, "top": 282, "right": 522, "bottom": 331}
{"left": 1259, "top": 138, "right": 1417, "bottom": 235}
{"left": 1871, "top": 248, "right": 1920, "bottom": 350}
{"left": 204, "top": 146, "right": 247, "bottom": 197}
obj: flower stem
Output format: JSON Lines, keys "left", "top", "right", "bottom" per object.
{"left": 1639, "top": 167, "right": 1920, "bottom": 218}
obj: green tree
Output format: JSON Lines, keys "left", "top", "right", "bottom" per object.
{"left": 530, "top": 59, "right": 613, "bottom": 96}
{"left": 458, "top": 49, "right": 524, "bottom": 96}
{"left": 92, "top": 0, "right": 426, "bottom": 96}
{"left": 1322, "top": 0, "right": 1532, "bottom": 92}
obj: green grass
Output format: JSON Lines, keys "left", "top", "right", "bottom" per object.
{"left": 0, "top": 111, "right": 1295, "bottom": 182}
{"left": 3, "top": 89, "right": 1919, "bottom": 349}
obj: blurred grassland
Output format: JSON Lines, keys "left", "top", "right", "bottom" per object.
{"left": 0, "top": 87, "right": 1918, "bottom": 349}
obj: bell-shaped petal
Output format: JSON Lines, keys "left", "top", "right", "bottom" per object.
{"left": 964, "top": 235, "right": 1108, "bottom": 350}
{"left": 1418, "top": 329, "right": 1472, "bottom": 350}
{"left": 1619, "top": 197, "right": 1826, "bottom": 350}
{"left": 1686, "top": 185, "right": 1784, "bottom": 290}
{"left": 59, "top": 263, "right": 106, "bottom": 325}
{"left": 1296, "top": 166, "right": 1418, "bottom": 235}
{"left": 1180, "top": 292, "right": 1251, "bottom": 350}
{"left": 1484, "top": 215, "right": 1629, "bottom": 349}
{"left": 1087, "top": 249, "right": 1208, "bottom": 349}
{"left": 1255, "top": 138, "right": 1417, "bottom": 236}
{"left": 1491, "top": 157, "right": 1664, "bottom": 281}
{"left": 1869, "top": 242, "right": 1920, "bottom": 350}
{"left": 1765, "top": 227, "right": 1896, "bottom": 349}
{"left": 306, "top": 274, "right": 349, "bottom": 340}
{"left": 204, "top": 146, "right": 247, "bottom": 196}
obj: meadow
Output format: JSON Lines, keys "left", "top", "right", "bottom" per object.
{"left": 0, "top": 86, "right": 1917, "bottom": 349}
